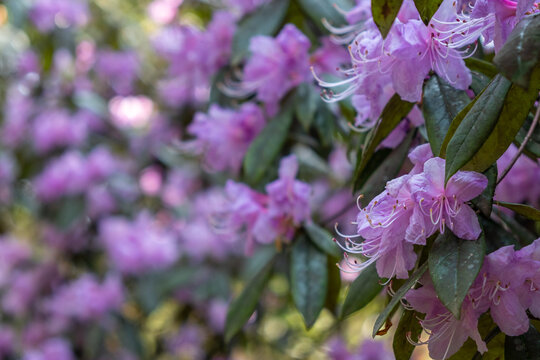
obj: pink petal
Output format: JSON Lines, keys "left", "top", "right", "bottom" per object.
{"left": 446, "top": 171, "right": 488, "bottom": 201}
{"left": 447, "top": 204, "right": 482, "bottom": 240}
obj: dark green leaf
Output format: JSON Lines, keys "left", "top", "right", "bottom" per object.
{"left": 413, "top": 0, "right": 443, "bottom": 24}
{"left": 295, "top": 83, "right": 319, "bottom": 130}
{"left": 423, "top": 75, "right": 471, "bottom": 156}
{"left": 494, "top": 208, "right": 537, "bottom": 247}
{"left": 470, "top": 70, "right": 492, "bottom": 95}
{"left": 429, "top": 231, "right": 485, "bottom": 318}
{"left": 516, "top": 113, "right": 540, "bottom": 158}
{"left": 357, "top": 94, "right": 415, "bottom": 176}
{"left": 225, "top": 252, "right": 276, "bottom": 341}
{"left": 372, "top": 262, "right": 428, "bottom": 337}
{"left": 471, "top": 164, "right": 497, "bottom": 217}
{"left": 463, "top": 69, "right": 540, "bottom": 173}
{"left": 495, "top": 201, "right": 540, "bottom": 221}
{"left": 291, "top": 235, "right": 328, "bottom": 328}
{"left": 357, "top": 129, "right": 415, "bottom": 202}
{"left": 231, "top": 0, "right": 290, "bottom": 64}
{"left": 465, "top": 57, "right": 499, "bottom": 78}
{"left": 297, "top": 0, "right": 353, "bottom": 29}
{"left": 371, "top": 0, "right": 404, "bottom": 38}
{"left": 480, "top": 215, "right": 519, "bottom": 254}
{"left": 243, "top": 100, "right": 294, "bottom": 185}
{"left": 494, "top": 13, "right": 540, "bottom": 88}
{"left": 393, "top": 310, "right": 422, "bottom": 360}
{"left": 242, "top": 246, "right": 278, "bottom": 281}
{"left": 325, "top": 255, "right": 342, "bottom": 315}
{"left": 445, "top": 75, "right": 511, "bottom": 182}
{"left": 341, "top": 263, "right": 382, "bottom": 319}
{"left": 118, "top": 317, "right": 145, "bottom": 357}
{"left": 505, "top": 325, "right": 540, "bottom": 360}
{"left": 353, "top": 148, "right": 391, "bottom": 193}
{"left": 314, "top": 102, "right": 337, "bottom": 148}
{"left": 304, "top": 222, "right": 342, "bottom": 258}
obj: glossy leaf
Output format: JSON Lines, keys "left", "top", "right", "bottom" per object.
{"left": 291, "top": 235, "right": 328, "bottom": 328}
{"left": 494, "top": 13, "right": 540, "bottom": 88}
{"left": 465, "top": 57, "right": 499, "bottom": 78}
{"left": 371, "top": 0, "right": 404, "bottom": 38}
{"left": 495, "top": 201, "right": 540, "bottom": 221}
{"left": 505, "top": 325, "right": 540, "bottom": 360}
{"left": 413, "top": 0, "right": 443, "bottom": 24}
{"left": 297, "top": 0, "right": 352, "bottom": 29}
{"left": 445, "top": 75, "right": 511, "bottom": 182}
{"left": 231, "top": 0, "right": 290, "bottom": 64}
{"left": 372, "top": 262, "right": 428, "bottom": 337}
{"left": 423, "top": 75, "right": 471, "bottom": 156}
{"left": 243, "top": 100, "right": 293, "bottom": 185}
{"left": 225, "top": 252, "right": 276, "bottom": 341}
{"left": 471, "top": 164, "right": 497, "bottom": 217}
{"left": 340, "top": 263, "right": 382, "bottom": 319}
{"left": 304, "top": 222, "right": 342, "bottom": 258}
{"left": 356, "top": 94, "right": 415, "bottom": 177}
{"left": 429, "top": 231, "right": 485, "bottom": 318}
{"left": 393, "top": 310, "right": 422, "bottom": 360}
{"left": 463, "top": 69, "right": 540, "bottom": 173}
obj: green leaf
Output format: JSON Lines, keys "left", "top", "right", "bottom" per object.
{"left": 413, "top": 0, "right": 443, "bottom": 24}
{"left": 225, "top": 252, "right": 276, "bottom": 341}
{"left": 423, "top": 75, "right": 471, "bottom": 156}
{"left": 353, "top": 148, "right": 391, "bottom": 193}
{"left": 243, "top": 100, "right": 294, "bottom": 185}
{"left": 505, "top": 325, "right": 540, "bottom": 360}
{"left": 471, "top": 164, "right": 497, "bottom": 217}
{"left": 494, "top": 208, "right": 537, "bottom": 247}
{"left": 304, "top": 222, "right": 342, "bottom": 258}
{"left": 372, "top": 262, "right": 428, "bottom": 337}
{"left": 393, "top": 310, "right": 422, "bottom": 360}
{"left": 493, "top": 13, "right": 540, "bottom": 88}
{"left": 356, "top": 93, "right": 415, "bottom": 176}
{"left": 495, "top": 201, "right": 540, "bottom": 221}
{"left": 294, "top": 83, "right": 319, "bottom": 130}
{"left": 231, "top": 0, "right": 290, "bottom": 64}
{"left": 516, "top": 113, "right": 540, "bottom": 158}
{"left": 463, "top": 69, "right": 540, "bottom": 173}
{"left": 428, "top": 231, "right": 485, "bottom": 318}
{"left": 480, "top": 215, "right": 519, "bottom": 254}
{"left": 297, "top": 0, "right": 353, "bottom": 29}
{"left": 371, "top": 0, "right": 404, "bottom": 38}
{"left": 314, "top": 102, "right": 337, "bottom": 148}
{"left": 357, "top": 129, "right": 415, "bottom": 202}
{"left": 325, "top": 255, "right": 342, "bottom": 315}
{"left": 445, "top": 75, "right": 511, "bottom": 182}
{"left": 465, "top": 57, "right": 499, "bottom": 78}
{"left": 118, "top": 317, "right": 145, "bottom": 357}
{"left": 291, "top": 235, "right": 328, "bottom": 328}
{"left": 340, "top": 263, "right": 383, "bottom": 319}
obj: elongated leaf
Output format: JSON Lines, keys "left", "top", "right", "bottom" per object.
{"left": 495, "top": 201, "right": 540, "bottom": 221}
{"left": 371, "top": 0, "right": 404, "bottom": 38}
{"left": 445, "top": 75, "right": 511, "bottom": 182}
{"left": 423, "top": 75, "right": 471, "bottom": 156}
{"left": 495, "top": 208, "right": 537, "bottom": 246}
{"left": 243, "top": 100, "right": 293, "bottom": 185}
{"left": 341, "top": 263, "right": 382, "bottom": 319}
{"left": 357, "top": 94, "right": 415, "bottom": 176}
{"left": 295, "top": 83, "right": 319, "bottom": 130}
{"left": 429, "top": 232, "right": 485, "bottom": 318}
{"left": 413, "top": 0, "right": 443, "bottom": 24}
{"left": 494, "top": 13, "right": 540, "bottom": 88}
{"left": 225, "top": 252, "right": 276, "bottom": 341}
{"left": 372, "top": 262, "right": 428, "bottom": 337}
{"left": 358, "top": 130, "right": 415, "bottom": 202}
{"left": 325, "top": 256, "right": 342, "bottom": 315}
{"left": 291, "top": 235, "right": 328, "bottom": 328}
{"left": 353, "top": 148, "right": 391, "bottom": 193}
{"left": 463, "top": 69, "right": 540, "bottom": 173}
{"left": 297, "top": 0, "right": 353, "bottom": 29}
{"left": 393, "top": 310, "right": 422, "bottom": 360}
{"left": 471, "top": 164, "right": 497, "bottom": 217}
{"left": 505, "top": 325, "right": 540, "bottom": 360}
{"left": 465, "top": 57, "right": 499, "bottom": 78}
{"left": 231, "top": 0, "right": 290, "bottom": 64}
{"left": 480, "top": 215, "right": 519, "bottom": 254}
{"left": 304, "top": 222, "right": 342, "bottom": 258}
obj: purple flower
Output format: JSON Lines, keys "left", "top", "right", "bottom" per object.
{"left": 406, "top": 275, "right": 487, "bottom": 360}
{"left": 99, "top": 212, "right": 179, "bottom": 275}
{"left": 32, "top": 109, "right": 88, "bottom": 153}
{"left": 408, "top": 157, "right": 487, "bottom": 240}
{"left": 46, "top": 274, "right": 124, "bottom": 322}
{"left": 225, "top": 24, "right": 311, "bottom": 114}
{"left": 225, "top": 0, "right": 269, "bottom": 16}
{"left": 23, "top": 338, "right": 74, "bottom": 360}
{"left": 29, "top": 0, "right": 89, "bottom": 33}
{"left": 95, "top": 51, "right": 139, "bottom": 95}
{"left": 188, "top": 103, "right": 265, "bottom": 173}
{"left": 310, "top": 37, "right": 350, "bottom": 76}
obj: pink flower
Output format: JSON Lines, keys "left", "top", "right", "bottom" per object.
{"left": 406, "top": 276, "right": 487, "bottom": 360}
{"left": 408, "top": 157, "right": 487, "bottom": 240}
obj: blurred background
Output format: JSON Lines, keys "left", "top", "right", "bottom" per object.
{"left": 0, "top": 0, "right": 413, "bottom": 359}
